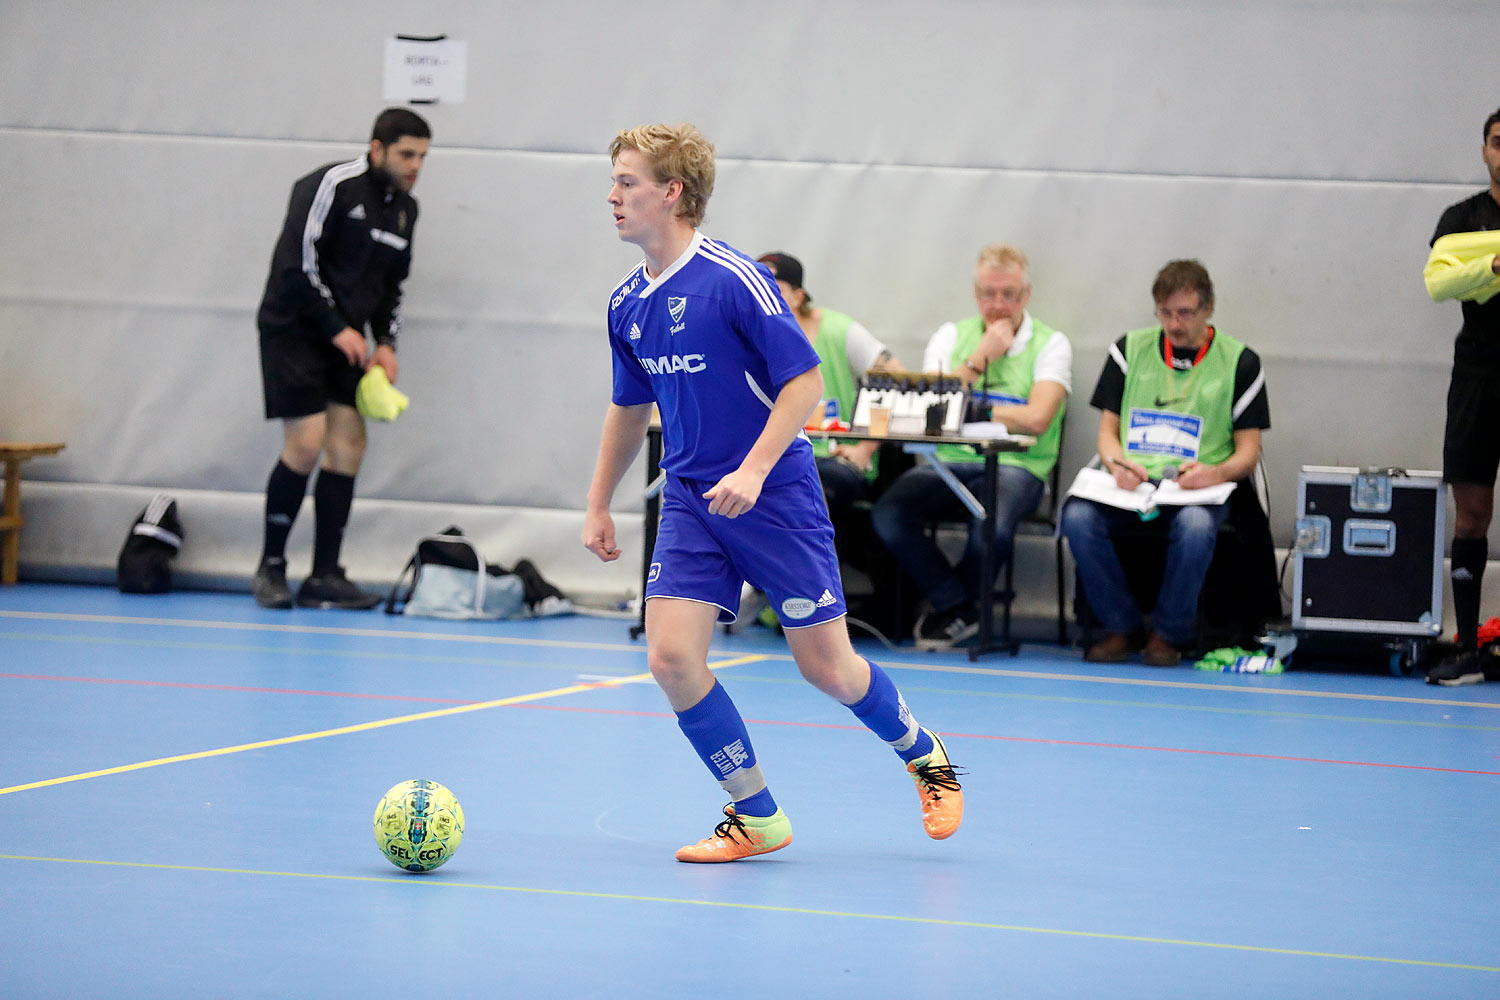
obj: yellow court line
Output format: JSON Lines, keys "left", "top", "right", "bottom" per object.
{"left": 4, "top": 608, "right": 1497, "bottom": 710}
{"left": 0, "top": 653, "right": 767, "bottom": 797}
{"left": 2, "top": 855, "right": 1495, "bottom": 974}
{"left": 0, "top": 609, "right": 644, "bottom": 654}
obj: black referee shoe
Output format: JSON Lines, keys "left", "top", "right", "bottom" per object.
{"left": 1425, "top": 648, "right": 1500, "bottom": 686}
{"left": 297, "top": 567, "right": 382, "bottom": 610}
{"left": 252, "top": 557, "right": 293, "bottom": 609}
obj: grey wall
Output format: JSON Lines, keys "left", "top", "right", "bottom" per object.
{"left": 1, "top": 0, "right": 1495, "bottom": 609}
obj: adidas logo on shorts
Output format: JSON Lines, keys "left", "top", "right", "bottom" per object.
{"left": 815, "top": 589, "right": 837, "bottom": 608}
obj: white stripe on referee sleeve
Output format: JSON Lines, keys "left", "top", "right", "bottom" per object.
{"left": 302, "top": 157, "right": 368, "bottom": 307}
{"left": 699, "top": 239, "right": 781, "bottom": 315}
{"left": 1232, "top": 366, "right": 1266, "bottom": 422}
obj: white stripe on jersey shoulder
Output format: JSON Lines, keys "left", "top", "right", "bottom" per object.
{"left": 637, "top": 231, "right": 704, "bottom": 300}
{"left": 303, "top": 156, "right": 369, "bottom": 306}
{"left": 698, "top": 237, "right": 782, "bottom": 315}
{"left": 1232, "top": 366, "right": 1266, "bottom": 422}
{"left": 1108, "top": 341, "right": 1128, "bottom": 374}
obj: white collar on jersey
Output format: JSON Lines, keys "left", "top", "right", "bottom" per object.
{"left": 638, "top": 231, "right": 704, "bottom": 299}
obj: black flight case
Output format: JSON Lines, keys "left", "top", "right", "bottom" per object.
{"left": 1291, "top": 466, "right": 1446, "bottom": 673}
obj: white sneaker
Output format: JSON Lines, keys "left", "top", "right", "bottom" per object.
{"left": 728, "top": 583, "right": 768, "bottom": 633}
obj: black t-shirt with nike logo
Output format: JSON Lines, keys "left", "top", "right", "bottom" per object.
{"left": 1089, "top": 332, "right": 1271, "bottom": 432}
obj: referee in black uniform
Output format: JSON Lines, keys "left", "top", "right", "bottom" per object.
{"left": 252, "top": 108, "right": 430, "bottom": 609}
{"left": 1426, "top": 106, "right": 1500, "bottom": 684}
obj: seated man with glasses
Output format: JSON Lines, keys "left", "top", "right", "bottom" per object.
{"left": 1059, "top": 259, "right": 1271, "bottom": 666}
{"left": 871, "top": 243, "right": 1071, "bottom": 649}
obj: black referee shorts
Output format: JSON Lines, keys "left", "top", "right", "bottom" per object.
{"left": 1444, "top": 366, "right": 1500, "bottom": 485}
{"left": 259, "top": 325, "right": 363, "bottom": 420}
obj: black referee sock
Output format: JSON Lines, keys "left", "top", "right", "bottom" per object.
{"left": 1451, "top": 536, "right": 1488, "bottom": 651}
{"left": 311, "top": 469, "right": 356, "bottom": 577}
{"left": 260, "top": 460, "right": 310, "bottom": 567}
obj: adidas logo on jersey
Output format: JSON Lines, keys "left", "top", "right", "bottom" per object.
{"left": 628, "top": 323, "right": 642, "bottom": 341}
{"left": 815, "top": 589, "right": 837, "bottom": 608}
{"left": 347, "top": 203, "right": 367, "bottom": 220}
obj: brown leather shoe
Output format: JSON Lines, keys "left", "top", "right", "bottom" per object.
{"left": 1085, "top": 633, "right": 1133, "bottom": 663}
{"left": 1142, "top": 632, "right": 1182, "bottom": 667}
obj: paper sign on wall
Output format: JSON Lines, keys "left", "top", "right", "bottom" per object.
{"left": 383, "top": 35, "right": 467, "bottom": 104}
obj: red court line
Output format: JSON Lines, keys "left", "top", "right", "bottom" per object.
{"left": 9, "top": 673, "right": 1498, "bottom": 777}
{"left": 520, "top": 704, "right": 1500, "bottom": 777}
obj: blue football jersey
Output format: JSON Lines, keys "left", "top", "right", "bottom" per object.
{"left": 608, "top": 232, "right": 821, "bottom": 486}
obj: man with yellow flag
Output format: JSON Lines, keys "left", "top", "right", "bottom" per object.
{"left": 1423, "top": 106, "right": 1500, "bottom": 685}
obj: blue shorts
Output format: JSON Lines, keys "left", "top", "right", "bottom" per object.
{"left": 647, "top": 469, "right": 847, "bottom": 628}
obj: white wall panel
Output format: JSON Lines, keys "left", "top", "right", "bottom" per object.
{"left": 3, "top": 1, "right": 1493, "bottom": 180}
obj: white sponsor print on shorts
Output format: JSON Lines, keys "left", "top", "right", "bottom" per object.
{"left": 781, "top": 597, "right": 816, "bottom": 620}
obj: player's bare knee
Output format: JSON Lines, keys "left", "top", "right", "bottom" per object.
{"left": 1452, "top": 485, "right": 1494, "bottom": 538}
{"left": 322, "top": 440, "right": 367, "bottom": 476}
{"left": 280, "top": 440, "right": 322, "bottom": 474}
{"left": 795, "top": 652, "right": 866, "bottom": 704}
{"left": 647, "top": 643, "right": 700, "bottom": 688}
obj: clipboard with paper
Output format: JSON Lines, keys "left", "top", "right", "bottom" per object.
{"left": 1064, "top": 467, "right": 1235, "bottom": 515}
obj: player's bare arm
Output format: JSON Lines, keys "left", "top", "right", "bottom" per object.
{"left": 584, "top": 402, "right": 653, "bottom": 560}
{"left": 703, "top": 365, "right": 824, "bottom": 519}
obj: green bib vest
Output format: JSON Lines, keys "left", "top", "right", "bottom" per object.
{"left": 809, "top": 309, "right": 878, "bottom": 480}
{"left": 935, "top": 315, "right": 1065, "bottom": 483}
{"left": 1119, "top": 326, "right": 1243, "bottom": 477}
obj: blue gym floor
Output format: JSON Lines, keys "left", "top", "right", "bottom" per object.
{"left": 2, "top": 583, "right": 1497, "bottom": 998}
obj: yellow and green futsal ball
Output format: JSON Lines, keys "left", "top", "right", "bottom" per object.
{"left": 373, "top": 778, "right": 464, "bottom": 872}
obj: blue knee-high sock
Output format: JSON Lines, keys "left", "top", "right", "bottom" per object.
{"left": 846, "top": 660, "right": 934, "bottom": 763}
{"left": 675, "top": 680, "right": 777, "bottom": 817}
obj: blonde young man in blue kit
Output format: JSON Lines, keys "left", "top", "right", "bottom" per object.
{"left": 582, "top": 123, "right": 964, "bottom": 862}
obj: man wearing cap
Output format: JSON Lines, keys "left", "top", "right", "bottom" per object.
{"left": 756, "top": 252, "right": 901, "bottom": 523}
{"left": 871, "top": 243, "right": 1071, "bottom": 649}
{"left": 251, "top": 107, "right": 430, "bottom": 610}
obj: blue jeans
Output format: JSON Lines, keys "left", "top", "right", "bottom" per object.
{"left": 1059, "top": 497, "right": 1229, "bottom": 646}
{"left": 870, "top": 461, "right": 1045, "bottom": 614}
{"left": 816, "top": 455, "right": 869, "bottom": 520}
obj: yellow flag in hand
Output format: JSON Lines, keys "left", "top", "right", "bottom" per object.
{"left": 356, "top": 367, "right": 410, "bottom": 421}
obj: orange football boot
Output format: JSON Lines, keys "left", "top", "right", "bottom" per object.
{"left": 907, "top": 731, "right": 964, "bottom": 840}
{"left": 675, "top": 804, "right": 792, "bottom": 863}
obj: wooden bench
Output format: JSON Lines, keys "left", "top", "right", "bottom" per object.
{"left": 1, "top": 442, "right": 65, "bottom": 584}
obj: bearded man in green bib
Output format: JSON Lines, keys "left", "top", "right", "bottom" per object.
{"left": 1061, "top": 260, "right": 1270, "bottom": 666}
